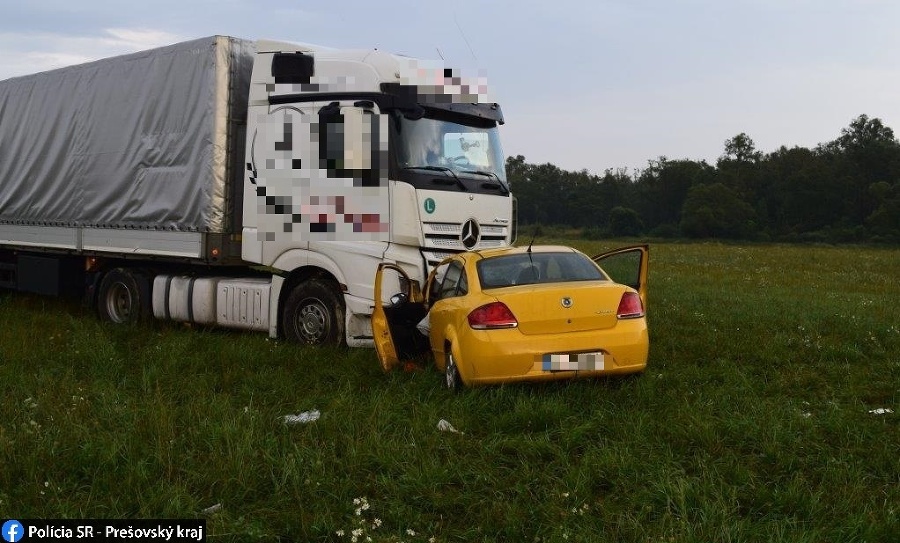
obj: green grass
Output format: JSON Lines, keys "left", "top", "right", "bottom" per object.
{"left": 1, "top": 241, "right": 898, "bottom": 542}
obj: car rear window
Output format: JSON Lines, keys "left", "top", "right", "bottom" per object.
{"left": 477, "top": 252, "right": 606, "bottom": 289}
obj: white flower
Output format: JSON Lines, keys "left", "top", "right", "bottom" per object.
{"left": 406, "top": 529, "right": 416, "bottom": 536}
{"left": 336, "top": 530, "right": 345, "bottom": 537}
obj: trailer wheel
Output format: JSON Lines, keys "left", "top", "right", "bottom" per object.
{"left": 97, "top": 268, "right": 151, "bottom": 324}
{"left": 282, "top": 278, "right": 345, "bottom": 346}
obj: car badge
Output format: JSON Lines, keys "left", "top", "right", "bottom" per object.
{"left": 460, "top": 218, "right": 480, "bottom": 250}
{"left": 561, "top": 297, "right": 573, "bottom": 308}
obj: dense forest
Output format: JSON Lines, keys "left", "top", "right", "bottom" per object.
{"left": 507, "top": 114, "right": 900, "bottom": 243}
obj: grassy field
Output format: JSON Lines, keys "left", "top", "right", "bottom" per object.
{"left": 1, "top": 240, "right": 898, "bottom": 542}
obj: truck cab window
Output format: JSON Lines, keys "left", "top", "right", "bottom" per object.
{"left": 393, "top": 110, "right": 508, "bottom": 195}
{"left": 443, "top": 132, "right": 490, "bottom": 169}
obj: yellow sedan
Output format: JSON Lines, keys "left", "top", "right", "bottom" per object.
{"left": 373, "top": 245, "right": 649, "bottom": 389}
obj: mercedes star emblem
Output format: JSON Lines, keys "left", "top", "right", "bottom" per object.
{"left": 460, "top": 219, "right": 480, "bottom": 250}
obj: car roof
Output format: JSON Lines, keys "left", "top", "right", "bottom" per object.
{"left": 471, "top": 245, "right": 580, "bottom": 259}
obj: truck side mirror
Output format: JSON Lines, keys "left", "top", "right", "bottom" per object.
{"left": 272, "top": 53, "right": 314, "bottom": 84}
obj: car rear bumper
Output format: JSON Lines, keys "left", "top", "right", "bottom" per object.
{"left": 451, "top": 318, "right": 649, "bottom": 385}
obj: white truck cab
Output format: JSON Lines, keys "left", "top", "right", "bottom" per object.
{"left": 239, "top": 40, "right": 514, "bottom": 346}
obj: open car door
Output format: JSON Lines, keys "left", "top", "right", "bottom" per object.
{"left": 371, "top": 263, "right": 429, "bottom": 372}
{"left": 592, "top": 245, "right": 649, "bottom": 309}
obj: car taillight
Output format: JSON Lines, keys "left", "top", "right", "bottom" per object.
{"left": 467, "top": 302, "right": 518, "bottom": 329}
{"left": 616, "top": 292, "right": 644, "bottom": 319}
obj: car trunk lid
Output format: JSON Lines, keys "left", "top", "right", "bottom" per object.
{"left": 485, "top": 281, "right": 627, "bottom": 335}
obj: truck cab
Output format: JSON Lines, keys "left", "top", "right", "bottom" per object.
{"left": 241, "top": 41, "right": 515, "bottom": 346}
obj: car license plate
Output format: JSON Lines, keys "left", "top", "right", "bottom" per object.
{"left": 538, "top": 352, "right": 605, "bottom": 372}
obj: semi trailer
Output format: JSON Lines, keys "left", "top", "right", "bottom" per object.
{"left": 0, "top": 36, "right": 515, "bottom": 346}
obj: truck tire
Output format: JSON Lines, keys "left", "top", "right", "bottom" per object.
{"left": 282, "top": 278, "right": 346, "bottom": 346}
{"left": 97, "top": 268, "right": 152, "bottom": 324}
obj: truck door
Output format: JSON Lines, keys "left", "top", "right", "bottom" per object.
{"left": 244, "top": 101, "right": 318, "bottom": 256}
{"left": 244, "top": 99, "right": 392, "bottom": 259}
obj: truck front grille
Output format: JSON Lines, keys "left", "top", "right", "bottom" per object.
{"left": 421, "top": 221, "right": 510, "bottom": 270}
{"left": 423, "top": 222, "right": 509, "bottom": 252}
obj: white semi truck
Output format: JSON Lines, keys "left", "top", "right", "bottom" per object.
{"left": 0, "top": 36, "right": 515, "bottom": 346}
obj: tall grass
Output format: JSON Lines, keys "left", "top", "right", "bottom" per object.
{"left": 1, "top": 241, "right": 898, "bottom": 542}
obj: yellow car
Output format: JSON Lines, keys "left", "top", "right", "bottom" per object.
{"left": 372, "top": 244, "right": 649, "bottom": 389}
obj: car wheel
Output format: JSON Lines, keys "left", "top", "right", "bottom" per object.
{"left": 445, "top": 350, "right": 462, "bottom": 391}
{"left": 282, "top": 278, "right": 346, "bottom": 346}
{"left": 97, "top": 268, "right": 152, "bottom": 324}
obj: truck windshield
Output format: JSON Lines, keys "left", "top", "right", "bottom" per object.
{"left": 396, "top": 113, "right": 507, "bottom": 183}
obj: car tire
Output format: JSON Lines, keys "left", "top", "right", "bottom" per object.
{"left": 445, "top": 350, "right": 462, "bottom": 391}
{"left": 97, "top": 268, "right": 152, "bottom": 324}
{"left": 282, "top": 278, "right": 346, "bottom": 347}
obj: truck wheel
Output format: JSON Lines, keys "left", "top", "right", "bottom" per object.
{"left": 282, "top": 279, "right": 345, "bottom": 346}
{"left": 97, "top": 268, "right": 151, "bottom": 324}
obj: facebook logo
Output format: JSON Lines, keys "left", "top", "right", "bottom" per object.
{"left": 2, "top": 520, "right": 23, "bottom": 543}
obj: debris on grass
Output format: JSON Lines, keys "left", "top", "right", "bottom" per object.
{"left": 868, "top": 408, "right": 893, "bottom": 415}
{"left": 283, "top": 409, "right": 321, "bottom": 425}
{"left": 200, "top": 503, "right": 222, "bottom": 515}
{"left": 437, "top": 419, "right": 463, "bottom": 434}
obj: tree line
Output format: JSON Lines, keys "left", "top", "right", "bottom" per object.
{"left": 506, "top": 114, "right": 900, "bottom": 243}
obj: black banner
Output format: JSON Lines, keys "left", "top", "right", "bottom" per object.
{"left": 2, "top": 520, "right": 205, "bottom": 543}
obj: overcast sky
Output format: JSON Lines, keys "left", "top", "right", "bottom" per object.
{"left": 2, "top": 1, "right": 898, "bottom": 175}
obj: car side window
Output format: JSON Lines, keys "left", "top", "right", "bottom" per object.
{"left": 457, "top": 269, "right": 468, "bottom": 296}
{"left": 429, "top": 263, "right": 449, "bottom": 302}
{"left": 439, "top": 261, "right": 464, "bottom": 299}
{"left": 429, "top": 259, "right": 470, "bottom": 304}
